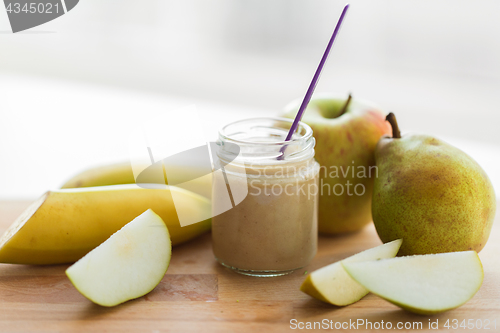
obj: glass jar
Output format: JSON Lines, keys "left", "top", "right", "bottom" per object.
{"left": 212, "top": 117, "right": 319, "bottom": 277}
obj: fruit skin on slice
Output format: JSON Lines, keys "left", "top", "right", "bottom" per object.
{"left": 0, "top": 184, "right": 211, "bottom": 265}
{"left": 66, "top": 209, "right": 171, "bottom": 307}
{"left": 300, "top": 239, "right": 402, "bottom": 306}
{"left": 342, "top": 251, "right": 484, "bottom": 315}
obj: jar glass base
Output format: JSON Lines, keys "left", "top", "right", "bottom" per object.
{"left": 216, "top": 258, "right": 301, "bottom": 277}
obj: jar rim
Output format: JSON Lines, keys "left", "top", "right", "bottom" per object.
{"left": 217, "top": 117, "right": 315, "bottom": 163}
{"left": 219, "top": 117, "right": 313, "bottom": 146}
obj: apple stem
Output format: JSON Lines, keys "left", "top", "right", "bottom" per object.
{"left": 386, "top": 113, "right": 401, "bottom": 139}
{"left": 338, "top": 93, "right": 352, "bottom": 117}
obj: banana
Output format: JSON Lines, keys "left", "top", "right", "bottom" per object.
{"left": 61, "top": 162, "right": 212, "bottom": 199}
{"left": 61, "top": 162, "right": 138, "bottom": 189}
{"left": 0, "top": 184, "right": 211, "bottom": 265}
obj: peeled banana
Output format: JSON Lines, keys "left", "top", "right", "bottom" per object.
{"left": 0, "top": 184, "right": 211, "bottom": 265}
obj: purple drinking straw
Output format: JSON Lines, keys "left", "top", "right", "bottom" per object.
{"left": 279, "top": 4, "right": 350, "bottom": 159}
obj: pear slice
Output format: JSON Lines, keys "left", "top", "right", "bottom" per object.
{"left": 66, "top": 209, "right": 171, "bottom": 307}
{"left": 342, "top": 251, "right": 483, "bottom": 315}
{"left": 300, "top": 239, "right": 402, "bottom": 306}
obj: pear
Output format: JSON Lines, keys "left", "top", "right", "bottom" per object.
{"left": 300, "top": 239, "right": 402, "bottom": 306}
{"left": 342, "top": 251, "right": 484, "bottom": 315}
{"left": 372, "top": 113, "right": 496, "bottom": 255}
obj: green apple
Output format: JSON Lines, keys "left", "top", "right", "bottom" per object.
{"left": 283, "top": 93, "right": 391, "bottom": 234}
{"left": 343, "top": 251, "right": 483, "bottom": 315}
{"left": 300, "top": 239, "right": 402, "bottom": 306}
{"left": 66, "top": 209, "right": 171, "bottom": 307}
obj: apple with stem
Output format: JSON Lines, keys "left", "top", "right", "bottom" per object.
{"left": 283, "top": 93, "right": 391, "bottom": 234}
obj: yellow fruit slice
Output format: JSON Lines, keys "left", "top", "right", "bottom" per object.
{"left": 300, "top": 239, "right": 402, "bottom": 305}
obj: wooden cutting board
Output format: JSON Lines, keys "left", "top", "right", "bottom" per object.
{"left": 0, "top": 200, "right": 498, "bottom": 333}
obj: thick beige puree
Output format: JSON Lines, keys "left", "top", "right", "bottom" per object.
{"left": 212, "top": 160, "right": 319, "bottom": 272}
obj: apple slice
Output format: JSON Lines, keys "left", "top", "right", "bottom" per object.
{"left": 342, "top": 251, "right": 483, "bottom": 315}
{"left": 300, "top": 239, "right": 402, "bottom": 306}
{"left": 66, "top": 209, "right": 171, "bottom": 307}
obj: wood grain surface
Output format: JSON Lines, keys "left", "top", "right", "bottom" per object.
{"left": 0, "top": 200, "right": 498, "bottom": 333}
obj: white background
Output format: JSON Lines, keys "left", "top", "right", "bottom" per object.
{"left": 0, "top": 0, "right": 499, "bottom": 198}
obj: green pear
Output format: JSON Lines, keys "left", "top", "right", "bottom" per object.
{"left": 343, "top": 251, "right": 484, "bottom": 315}
{"left": 372, "top": 113, "right": 496, "bottom": 255}
{"left": 283, "top": 93, "right": 391, "bottom": 234}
